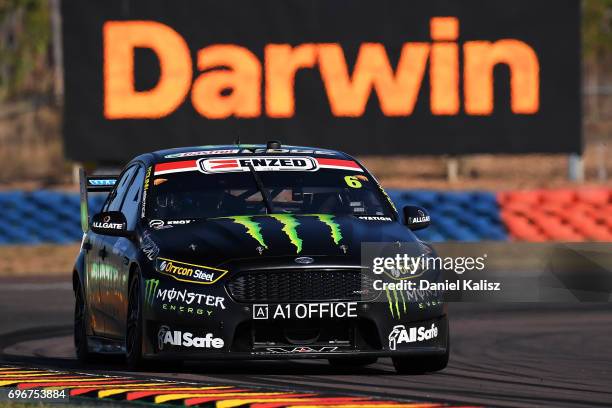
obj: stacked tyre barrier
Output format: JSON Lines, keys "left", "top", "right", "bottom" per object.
{"left": 0, "top": 191, "right": 105, "bottom": 245}
{"left": 498, "top": 189, "right": 612, "bottom": 241}
{"left": 0, "top": 189, "right": 610, "bottom": 244}
{"left": 389, "top": 190, "right": 507, "bottom": 242}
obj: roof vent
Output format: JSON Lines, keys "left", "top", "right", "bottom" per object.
{"left": 266, "top": 140, "right": 282, "bottom": 149}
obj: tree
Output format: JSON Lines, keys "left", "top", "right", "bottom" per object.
{"left": 0, "top": 0, "right": 51, "bottom": 101}
{"left": 583, "top": 0, "right": 612, "bottom": 59}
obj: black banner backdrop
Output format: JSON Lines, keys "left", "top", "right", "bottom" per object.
{"left": 62, "top": 0, "right": 581, "bottom": 162}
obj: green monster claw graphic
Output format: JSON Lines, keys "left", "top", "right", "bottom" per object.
{"left": 220, "top": 214, "right": 343, "bottom": 254}
{"left": 269, "top": 214, "right": 303, "bottom": 253}
{"left": 226, "top": 216, "right": 268, "bottom": 249}
{"left": 144, "top": 279, "right": 159, "bottom": 308}
{"left": 385, "top": 287, "right": 395, "bottom": 318}
{"left": 316, "top": 214, "right": 343, "bottom": 245}
{"left": 385, "top": 286, "right": 409, "bottom": 319}
{"left": 399, "top": 289, "right": 407, "bottom": 314}
{"left": 392, "top": 287, "right": 401, "bottom": 318}
{"left": 385, "top": 287, "right": 443, "bottom": 319}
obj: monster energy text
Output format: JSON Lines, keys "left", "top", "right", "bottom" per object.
{"left": 144, "top": 279, "right": 226, "bottom": 310}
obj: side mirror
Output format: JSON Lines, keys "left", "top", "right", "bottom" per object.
{"left": 90, "top": 211, "right": 132, "bottom": 237}
{"left": 403, "top": 205, "right": 431, "bottom": 230}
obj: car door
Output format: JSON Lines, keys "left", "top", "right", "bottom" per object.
{"left": 87, "top": 165, "right": 137, "bottom": 337}
{"left": 104, "top": 164, "right": 145, "bottom": 339}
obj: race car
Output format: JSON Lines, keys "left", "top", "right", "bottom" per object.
{"left": 73, "top": 142, "right": 448, "bottom": 374}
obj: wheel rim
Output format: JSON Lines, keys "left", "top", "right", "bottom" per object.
{"left": 126, "top": 276, "right": 140, "bottom": 358}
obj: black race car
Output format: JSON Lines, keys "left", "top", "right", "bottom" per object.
{"left": 73, "top": 142, "right": 448, "bottom": 373}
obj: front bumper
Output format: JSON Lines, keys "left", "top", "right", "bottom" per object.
{"left": 142, "top": 273, "right": 448, "bottom": 360}
{"left": 148, "top": 346, "right": 449, "bottom": 361}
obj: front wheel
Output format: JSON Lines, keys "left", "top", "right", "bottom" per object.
{"left": 126, "top": 270, "right": 145, "bottom": 369}
{"left": 74, "top": 284, "right": 93, "bottom": 363}
{"left": 392, "top": 340, "right": 449, "bottom": 374}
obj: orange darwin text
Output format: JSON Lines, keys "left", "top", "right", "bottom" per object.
{"left": 103, "top": 17, "right": 540, "bottom": 119}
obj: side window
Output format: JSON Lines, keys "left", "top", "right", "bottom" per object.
{"left": 104, "top": 166, "right": 136, "bottom": 212}
{"left": 121, "top": 166, "right": 145, "bottom": 229}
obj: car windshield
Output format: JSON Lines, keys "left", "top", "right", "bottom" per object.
{"left": 147, "top": 160, "right": 393, "bottom": 220}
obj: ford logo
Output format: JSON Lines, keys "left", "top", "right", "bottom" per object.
{"left": 294, "top": 256, "right": 314, "bottom": 264}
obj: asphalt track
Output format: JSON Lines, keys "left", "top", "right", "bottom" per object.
{"left": 0, "top": 276, "right": 611, "bottom": 408}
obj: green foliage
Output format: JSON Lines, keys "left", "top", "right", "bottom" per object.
{"left": 0, "top": 0, "right": 51, "bottom": 100}
{"left": 583, "top": 0, "right": 612, "bottom": 58}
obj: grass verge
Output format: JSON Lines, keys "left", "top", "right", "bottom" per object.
{"left": 0, "top": 244, "right": 79, "bottom": 276}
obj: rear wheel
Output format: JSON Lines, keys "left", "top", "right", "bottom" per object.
{"left": 328, "top": 357, "right": 378, "bottom": 367}
{"left": 126, "top": 270, "right": 145, "bottom": 369}
{"left": 74, "top": 283, "right": 93, "bottom": 363}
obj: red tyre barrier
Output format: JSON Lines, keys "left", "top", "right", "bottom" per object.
{"left": 499, "top": 188, "right": 612, "bottom": 241}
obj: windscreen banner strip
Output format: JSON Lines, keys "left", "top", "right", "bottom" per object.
{"left": 316, "top": 158, "right": 363, "bottom": 171}
{"left": 153, "top": 157, "right": 362, "bottom": 176}
{"left": 154, "top": 160, "right": 199, "bottom": 175}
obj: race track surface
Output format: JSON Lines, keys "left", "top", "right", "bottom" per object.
{"left": 0, "top": 276, "right": 611, "bottom": 408}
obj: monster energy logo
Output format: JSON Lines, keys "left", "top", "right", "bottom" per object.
{"left": 316, "top": 214, "right": 343, "bottom": 245}
{"left": 385, "top": 287, "right": 408, "bottom": 319}
{"left": 144, "top": 279, "right": 159, "bottom": 308}
{"left": 385, "top": 287, "right": 442, "bottom": 319}
{"left": 269, "top": 214, "right": 303, "bottom": 253}
{"left": 226, "top": 216, "right": 267, "bottom": 249}
{"left": 218, "top": 214, "right": 343, "bottom": 254}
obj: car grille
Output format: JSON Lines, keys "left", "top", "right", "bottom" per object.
{"left": 227, "top": 269, "right": 375, "bottom": 303}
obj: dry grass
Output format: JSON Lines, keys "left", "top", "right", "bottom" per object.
{"left": 0, "top": 244, "right": 79, "bottom": 276}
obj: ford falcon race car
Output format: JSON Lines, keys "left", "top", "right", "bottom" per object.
{"left": 73, "top": 142, "right": 448, "bottom": 374}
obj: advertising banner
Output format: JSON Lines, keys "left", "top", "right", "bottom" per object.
{"left": 62, "top": 0, "right": 581, "bottom": 162}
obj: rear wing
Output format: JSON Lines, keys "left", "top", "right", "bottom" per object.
{"left": 79, "top": 168, "right": 118, "bottom": 232}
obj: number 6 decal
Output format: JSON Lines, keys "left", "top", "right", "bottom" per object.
{"left": 344, "top": 175, "right": 362, "bottom": 188}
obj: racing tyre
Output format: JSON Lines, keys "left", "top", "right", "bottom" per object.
{"left": 74, "top": 283, "right": 94, "bottom": 363}
{"left": 126, "top": 269, "right": 145, "bottom": 369}
{"left": 328, "top": 357, "right": 378, "bottom": 367}
{"left": 392, "top": 342, "right": 449, "bottom": 374}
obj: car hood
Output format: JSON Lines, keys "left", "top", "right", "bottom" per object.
{"left": 144, "top": 214, "right": 417, "bottom": 267}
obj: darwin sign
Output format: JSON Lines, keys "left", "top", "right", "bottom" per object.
{"left": 62, "top": 0, "right": 581, "bottom": 162}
